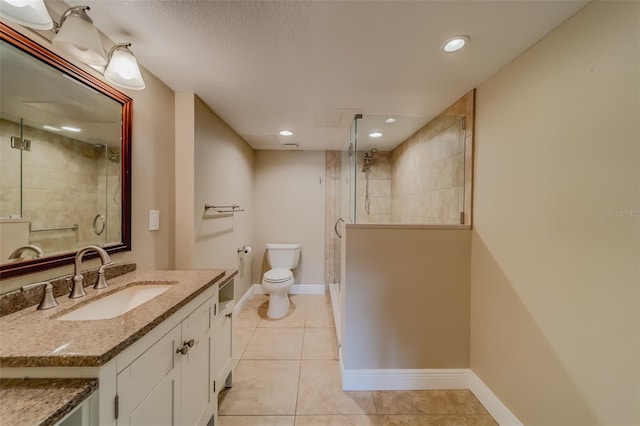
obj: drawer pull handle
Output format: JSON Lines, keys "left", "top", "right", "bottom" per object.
{"left": 225, "top": 312, "right": 232, "bottom": 318}
{"left": 176, "top": 339, "right": 196, "bottom": 355}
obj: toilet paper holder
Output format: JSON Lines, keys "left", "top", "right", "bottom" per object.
{"left": 237, "top": 246, "right": 252, "bottom": 254}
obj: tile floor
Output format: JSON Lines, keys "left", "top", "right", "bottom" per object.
{"left": 218, "top": 294, "right": 497, "bottom": 426}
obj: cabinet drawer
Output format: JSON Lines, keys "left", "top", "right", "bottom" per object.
{"left": 183, "top": 298, "right": 212, "bottom": 342}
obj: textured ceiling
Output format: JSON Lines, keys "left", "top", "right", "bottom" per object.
{"left": 65, "top": 0, "right": 587, "bottom": 151}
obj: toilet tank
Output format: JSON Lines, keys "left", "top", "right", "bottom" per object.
{"left": 266, "top": 243, "right": 301, "bottom": 269}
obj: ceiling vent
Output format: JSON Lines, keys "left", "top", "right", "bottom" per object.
{"left": 282, "top": 143, "right": 299, "bottom": 149}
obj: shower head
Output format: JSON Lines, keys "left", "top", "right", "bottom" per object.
{"left": 109, "top": 148, "right": 121, "bottom": 162}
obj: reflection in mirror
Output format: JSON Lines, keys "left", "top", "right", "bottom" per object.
{"left": 0, "top": 23, "right": 131, "bottom": 278}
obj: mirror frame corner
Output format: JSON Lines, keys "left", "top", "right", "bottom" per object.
{"left": 0, "top": 22, "right": 132, "bottom": 280}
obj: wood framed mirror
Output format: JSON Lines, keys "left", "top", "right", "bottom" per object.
{"left": 0, "top": 22, "right": 132, "bottom": 279}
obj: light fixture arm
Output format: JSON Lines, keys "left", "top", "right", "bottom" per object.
{"left": 108, "top": 42, "right": 133, "bottom": 61}
{"left": 59, "top": 6, "right": 93, "bottom": 28}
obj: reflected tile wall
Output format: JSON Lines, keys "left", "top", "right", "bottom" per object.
{"left": 0, "top": 120, "right": 22, "bottom": 218}
{"left": 0, "top": 119, "right": 121, "bottom": 254}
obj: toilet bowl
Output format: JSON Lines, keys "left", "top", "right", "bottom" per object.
{"left": 261, "top": 243, "right": 300, "bottom": 319}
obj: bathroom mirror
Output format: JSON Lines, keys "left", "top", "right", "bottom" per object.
{"left": 0, "top": 23, "right": 132, "bottom": 279}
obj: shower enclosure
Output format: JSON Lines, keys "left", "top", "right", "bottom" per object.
{"left": 354, "top": 114, "right": 467, "bottom": 225}
{"left": 330, "top": 117, "right": 358, "bottom": 286}
{"left": 329, "top": 111, "right": 469, "bottom": 280}
{"left": 329, "top": 92, "right": 475, "bottom": 348}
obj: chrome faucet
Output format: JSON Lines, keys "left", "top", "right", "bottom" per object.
{"left": 8, "top": 244, "right": 44, "bottom": 261}
{"left": 70, "top": 245, "right": 114, "bottom": 298}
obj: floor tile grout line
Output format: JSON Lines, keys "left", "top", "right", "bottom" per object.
{"left": 294, "top": 355, "right": 303, "bottom": 418}
{"left": 240, "top": 325, "right": 258, "bottom": 360}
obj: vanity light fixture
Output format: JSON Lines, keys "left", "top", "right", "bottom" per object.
{"left": 0, "top": 0, "right": 53, "bottom": 29}
{"left": 385, "top": 118, "right": 396, "bottom": 124}
{"left": 2, "top": 3, "right": 147, "bottom": 91}
{"left": 42, "top": 125, "right": 60, "bottom": 131}
{"left": 104, "top": 43, "right": 145, "bottom": 90}
{"left": 61, "top": 125, "right": 81, "bottom": 132}
{"left": 442, "top": 35, "right": 470, "bottom": 53}
{"left": 368, "top": 132, "right": 383, "bottom": 138}
{"left": 52, "top": 6, "right": 106, "bottom": 66}
{"left": 279, "top": 130, "right": 293, "bottom": 136}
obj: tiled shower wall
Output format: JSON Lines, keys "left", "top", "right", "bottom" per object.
{"left": 391, "top": 117, "right": 465, "bottom": 224}
{"left": 324, "top": 151, "right": 340, "bottom": 285}
{"left": 0, "top": 119, "right": 120, "bottom": 254}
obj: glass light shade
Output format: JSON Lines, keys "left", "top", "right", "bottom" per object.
{"left": 0, "top": 0, "right": 53, "bottom": 30}
{"left": 105, "top": 46, "right": 145, "bottom": 90}
{"left": 52, "top": 11, "right": 106, "bottom": 66}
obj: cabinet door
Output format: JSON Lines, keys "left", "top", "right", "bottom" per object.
{"left": 116, "top": 325, "right": 182, "bottom": 425}
{"left": 180, "top": 299, "right": 213, "bottom": 426}
{"left": 212, "top": 308, "right": 233, "bottom": 389}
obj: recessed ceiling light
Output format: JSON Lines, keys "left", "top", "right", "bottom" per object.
{"left": 442, "top": 35, "right": 469, "bottom": 53}
{"left": 368, "top": 132, "right": 383, "bottom": 138}
{"left": 279, "top": 130, "right": 293, "bottom": 136}
{"left": 43, "top": 125, "right": 61, "bottom": 131}
{"left": 61, "top": 126, "right": 81, "bottom": 132}
{"left": 385, "top": 118, "right": 396, "bottom": 124}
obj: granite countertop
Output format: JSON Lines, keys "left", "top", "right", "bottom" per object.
{"left": 0, "top": 269, "right": 236, "bottom": 368}
{"left": 0, "top": 378, "right": 98, "bottom": 426}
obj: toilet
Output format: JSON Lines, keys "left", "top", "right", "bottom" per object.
{"left": 261, "top": 243, "right": 301, "bottom": 319}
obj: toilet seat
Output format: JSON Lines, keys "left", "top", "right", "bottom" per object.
{"left": 263, "top": 268, "right": 293, "bottom": 283}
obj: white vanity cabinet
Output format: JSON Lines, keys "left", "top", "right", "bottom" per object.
{"left": 108, "top": 278, "right": 234, "bottom": 426}
{"left": 0, "top": 270, "right": 236, "bottom": 426}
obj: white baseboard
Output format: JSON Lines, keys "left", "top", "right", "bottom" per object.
{"left": 468, "top": 371, "right": 522, "bottom": 426}
{"left": 339, "top": 365, "right": 521, "bottom": 425}
{"left": 342, "top": 368, "right": 469, "bottom": 391}
{"left": 251, "top": 283, "right": 325, "bottom": 295}
{"left": 234, "top": 285, "right": 254, "bottom": 317}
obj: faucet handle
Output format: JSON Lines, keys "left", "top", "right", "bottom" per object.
{"left": 21, "top": 281, "right": 59, "bottom": 310}
{"left": 93, "top": 262, "right": 114, "bottom": 290}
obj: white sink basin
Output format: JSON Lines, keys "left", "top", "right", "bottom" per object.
{"left": 57, "top": 284, "right": 173, "bottom": 321}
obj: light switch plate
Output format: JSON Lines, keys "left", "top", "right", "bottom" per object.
{"left": 149, "top": 210, "right": 160, "bottom": 231}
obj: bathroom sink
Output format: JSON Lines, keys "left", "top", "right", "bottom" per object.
{"left": 57, "top": 283, "right": 173, "bottom": 321}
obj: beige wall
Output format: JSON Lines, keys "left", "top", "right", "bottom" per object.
{"left": 471, "top": 2, "right": 639, "bottom": 425}
{"left": 0, "top": 24, "right": 176, "bottom": 293}
{"left": 342, "top": 225, "right": 470, "bottom": 370}
{"left": 114, "top": 64, "right": 176, "bottom": 274}
{"left": 174, "top": 93, "right": 196, "bottom": 270}
{"left": 193, "top": 96, "right": 254, "bottom": 299}
{"left": 252, "top": 150, "right": 325, "bottom": 285}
